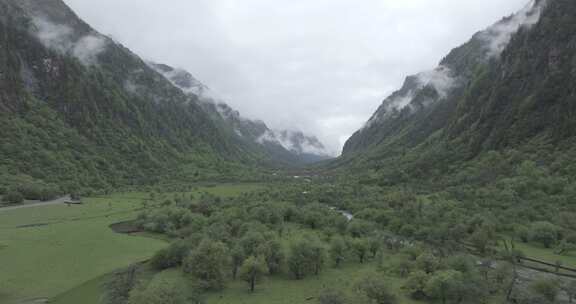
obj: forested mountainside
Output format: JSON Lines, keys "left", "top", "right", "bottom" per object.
{"left": 0, "top": 0, "right": 270, "bottom": 196}
{"left": 339, "top": 0, "right": 576, "bottom": 189}
{"left": 151, "top": 63, "right": 333, "bottom": 164}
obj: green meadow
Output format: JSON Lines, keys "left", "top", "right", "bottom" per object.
{"left": 0, "top": 184, "right": 263, "bottom": 304}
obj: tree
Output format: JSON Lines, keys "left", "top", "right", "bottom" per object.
{"left": 424, "top": 270, "right": 463, "bottom": 304}
{"left": 183, "top": 239, "right": 229, "bottom": 290}
{"left": 319, "top": 288, "right": 348, "bottom": 304}
{"left": 392, "top": 259, "right": 412, "bottom": 278}
{"left": 230, "top": 244, "right": 245, "bottom": 279}
{"left": 529, "top": 222, "right": 561, "bottom": 248}
{"left": 2, "top": 191, "right": 24, "bottom": 204}
{"left": 240, "top": 231, "right": 266, "bottom": 256}
{"left": 329, "top": 237, "right": 347, "bottom": 267}
{"left": 469, "top": 227, "right": 496, "bottom": 255}
{"left": 257, "top": 239, "right": 284, "bottom": 275}
{"left": 103, "top": 265, "right": 139, "bottom": 304}
{"left": 150, "top": 242, "right": 189, "bottom": 270}
{"left": 347, "top": 220, "right": 374, "bottom": 238}
{"left": 288, "top": 239, "right": 316, "bottom": 280}
{"left": 239, "top": 256, "right": 268, "bottom": 292}
{"left": 351, "top": 238, "right": 370, "bottom": 264}
{"left": 415, "top": 253, "right": 439, "bottom": 274}
{"left": 560, "top": 280, "right": 576, "bottom": 303}
{"left": 529, "top": 279, "right": 559, "bottom": 302}
{"left": 404, "top": 270, "right": 429, "bottom": 299}
{"left": 354, "top": 273, "right": 397, "bottom": 304}
{"left": 310, "top": 242, "right": 327, "bottom": 275}
{"left": 554, "top": 239, "right": 576, "bottom": 256}
{"left": 368, "top": 237, "right": 381, "bottom": 258}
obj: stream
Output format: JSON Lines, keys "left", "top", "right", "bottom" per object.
{"left": 330, "top": 206, "right": 353, "bottom": 220}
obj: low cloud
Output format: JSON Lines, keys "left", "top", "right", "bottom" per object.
{"left": 32, "top": 17, "right": 107, "bottom": 65}
{"left": 63, "top": 0, "right": 530, "bottom": 154}
{"left": 258, "top": 129, "right": 330, "bottom": 156}
{"left": 73, "top": 35, "right": 107, "bottom": 65}
{"left": 416, "top": 66, "right": 457, "bottom": 99}
{"left": 33, "top": 18, "right": 73, "bottom": 53}
{"left": 365, "top": 65, "right": 457, "bottom": 128}
{"left": 480, "top": 0, "right": 546, "bottom": 57}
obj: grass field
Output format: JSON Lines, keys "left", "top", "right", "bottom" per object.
{"left": 514, "top": 241, "right": 576, "bottom": 267}
{"left": 0, "top": 195, "right": 165, "bottom": 304}
{"left": 0, "top": 184, "right": 264, "bottom": 304}
{"left": 53, "top": 225, "right": 422, "bottom": 304}
{"left": 140, "top": 259, "right": 420, "bottom": 304}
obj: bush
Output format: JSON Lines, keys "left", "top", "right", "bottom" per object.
{"left": 16, "top": 183, "right": 60, "bottom": 201}
{"left": 150, "top": 242, "right": 189, "bottom": 270}
{"left": 2, "top": 191, "right": 24, "bottom": 204}
{"left": 529, "top": 279, "right": 559, "bottom": 302}
{"left": 128, "top": 280, "right": 188, "bottom": 304}
{"left": 318, "top": 288, "right": 348, "bottom": 304}
{"left": 515, "top": 226, "right": 530, "bottom": 243}
{"left": 529, "top": 222, "right": 562, "bottom": 248}
{"left": 183, "top": 239, "right": 229, "bottom": 290}
{"left": 354, "top": 273, "right": 397, "bottom": 304}
{"left": 103, "top": 266, "right": 140, "bottom": 304}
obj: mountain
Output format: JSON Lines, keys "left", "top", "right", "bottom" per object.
{"left": 343, "top": 0, "right": 549, "bottom": 156}
{"left": 339, "top": 0, "right": 576, "bottom": 186}
{"left": 150, "top": 63, "right": 333, "bottom": 165}
{"left": 261, "top": 129, "right": 333, "bottom": 164}
{"left": 0, "top": 0, "right": 268, "bottom": 195}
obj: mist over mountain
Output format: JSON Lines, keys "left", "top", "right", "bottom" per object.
{"left": 343, "top": 0, "right": 553, "bottom": 157}
{"left": 0, "top": 0, "right": 270, "bottom": 192}
{"left": 150, "top": 63, "right": 333, "bottom": 164}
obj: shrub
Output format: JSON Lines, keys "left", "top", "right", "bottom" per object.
{"left": 529, "top": 222, "right": 562, "bottom": 248}
{"left": 128, "top": 280, "right": 188, "bottom": 304}
{"left": 318, "top": 288, "right": 348, "bottom": 304}
{"left": 2, "top": 191, "right": 24, "bottom": 204}
{"left": 183, "top": 239, "right": 229, "bottom": 291}
{"left": 529, "top": 279, "right": 559, "bottom": 302}
{"left": 103, "top": 266, "right": 140, "bottom": 304}
{"left": 150, "top": 242, "right": 189, "bottom": 270}
{"left": 354, "top": 273, "right": 397, "bottom": 304}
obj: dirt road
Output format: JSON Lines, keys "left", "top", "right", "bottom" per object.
{"left": 0, "top": 195, "right": 71, "bottom": 213}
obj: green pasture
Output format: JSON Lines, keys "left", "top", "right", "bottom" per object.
{"left": 0, "top": 183, "right": 263, "bottom": 304}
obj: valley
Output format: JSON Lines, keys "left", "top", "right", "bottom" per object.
{"left": 1, "top": 0, "right": 576, "bottom": 303}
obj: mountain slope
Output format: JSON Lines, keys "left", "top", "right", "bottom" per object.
{"left": 343, "top": 0, "right": 550, "bottom": 156}
{"left": 338, "top": 0, "right": 576, "bottom": 187}
{"left": 150, "top": 63, "right": 333, "bottom": 165}
{"left": 0, "top": 0, "right": 264, "bottom": 194}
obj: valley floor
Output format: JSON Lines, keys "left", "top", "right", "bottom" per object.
{"left": 1, "top": 182, "right": 574, "bottom": 304}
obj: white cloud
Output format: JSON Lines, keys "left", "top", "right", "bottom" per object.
{"left": 73, "top": 35, "right": 107, "bottom": 65}
{"left": 33, "top": 18, "right": 73, "bottom": 53}
{"left": 32, "top": 17, "right": 107, "bottom": 65}
{"left": 479, "top": 0, "right": 546, "bottom": 57}
{"left": 416, "top": 66, "right": 457, "bottom": 99}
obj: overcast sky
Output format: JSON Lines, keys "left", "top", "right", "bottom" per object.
{"left": 63, "top": 0, "right": 528, "bottom": 155}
